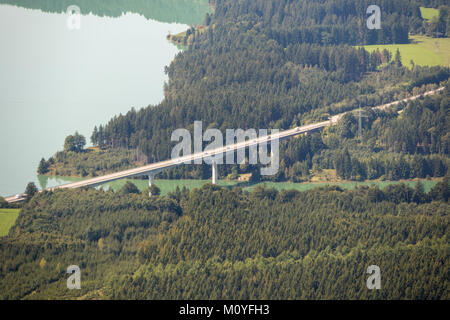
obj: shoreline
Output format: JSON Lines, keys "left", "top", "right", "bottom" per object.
{"left": 34, "top": 176, "right": 442, "bottom": 195}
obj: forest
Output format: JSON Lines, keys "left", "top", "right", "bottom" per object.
{"left": 0, "top": 180, "right": 448, "bottom": 299}
{"left": 38, "top": 148, "right": 138, "bottom": 178}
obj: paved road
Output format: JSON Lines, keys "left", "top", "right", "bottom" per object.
{"left": 374, "top": 87, "right": 444, "bottom": 111}
{"left": 4, "top": 87, "right": 444, "bottom": 203}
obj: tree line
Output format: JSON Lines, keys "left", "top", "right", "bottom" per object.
{"left": 0, "top": 180, "right": 448, "bottom": 299}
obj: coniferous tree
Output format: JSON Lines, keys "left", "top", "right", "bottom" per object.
{"left": 0, "top": 196, "right": 7, "bottom": 208}
{"left": 395, "top": 49, "right": 403, "bottom": 67}
{"left": 24, "top": 182, "right": 38, "bottom": 201}
{"left": 37, "top": 158, "right": 49, "bottom": 174}
{"left": 149, "top": 184, "right": 161, "bottom": 196}
{"left": 120, "top": 181, "right": 140, "bottom": 195}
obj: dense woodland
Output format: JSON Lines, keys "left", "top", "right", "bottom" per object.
{"left": 214, "top": 0, "right": 417, "bottom": 45}
{"left": 2, "top": 0, "right": 449, "bottom": 300}
{"left": 38, "top": 149, "right": 138, "bottom": 178}
{"left": 0, "top": 0, "right": 211, "bottom": 25}
{"left": 0, "top": 181, "right": 448, "bottom": 299}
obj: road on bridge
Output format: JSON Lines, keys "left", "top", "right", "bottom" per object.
{"left": 4, "top": 87, "right": 444, "bottom": 203}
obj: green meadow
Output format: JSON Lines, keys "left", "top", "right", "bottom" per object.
{"left": 420, "top": 7, "right": 439, "bottom": 22}
{"left": 0, "top": 179, "right": 438, "bottom": 236}
{"left": 362, "top": 35, "right": 450, "bottom": 69}
{"left": 100, "top": 178, "right": 237, "bottom": 194}
{"left": 0, "top": 209, "right": 20, "bottom": 237}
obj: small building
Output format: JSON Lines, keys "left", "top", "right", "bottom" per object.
{"left": 237, "top": 173, "right": 252, "bottom": 182}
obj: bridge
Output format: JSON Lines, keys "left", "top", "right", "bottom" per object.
{"left": 4, "top": 87, "right": 444, "bottom": 203}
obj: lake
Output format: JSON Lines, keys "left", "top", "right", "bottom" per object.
{"left": 0, "top": 1, "right": 209, "bottom": 197}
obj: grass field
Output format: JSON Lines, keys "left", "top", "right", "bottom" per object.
{"left": 36, "top": 172, "right": 441, "bottom": 196}
{"left": 0, "top": 178, "right": 438, "bottom": 235}
{"left": 420, "top": 7, "right": 439, "bottom": 22}
{"left": 100, "top": 178, "right": 439, "bottom": 195}
{"left": 100, "top": 178, "right": 238, "bottom": 195}
{"left": 362, "top": 35, "right": 450, "bottom": 69}
{"left": 0, "top": 209, "right": 20, "bottom": 237}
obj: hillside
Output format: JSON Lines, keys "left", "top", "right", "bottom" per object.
{"left": 1, "top": 0, "right": 449, "bottom": 301}
{"left": 0, "top": 182, "right": 448, "bottom": 299}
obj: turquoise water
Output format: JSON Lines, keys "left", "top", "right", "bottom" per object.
{"left": 0, "top": 2, "right": 209, "bottom": 196}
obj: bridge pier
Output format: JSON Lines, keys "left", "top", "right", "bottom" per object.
{"left": 148, "top": 174, "right": 155, "bottom": 196}
{"left": 212, "top": 160, "right": 218, "bottom": 185}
